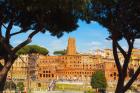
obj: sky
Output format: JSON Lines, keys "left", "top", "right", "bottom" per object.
{"left": 3, "top": 20, "right": 140, "bottom": 55}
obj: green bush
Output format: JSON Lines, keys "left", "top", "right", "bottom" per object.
{"left": 91, "top": 70, "right": 107, "bottom": 91}
{"left": 4, "top": 81, "right": 16, "bottom": 90}
{"left": 17, "top": 82, "right": 24, "bottom": 92}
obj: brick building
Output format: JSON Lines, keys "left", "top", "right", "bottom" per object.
{"left": 36, "top": 38, "right": 104, "bottom": 82}
{"left": 1, "top": 37, "right": 140, "bottom": 90}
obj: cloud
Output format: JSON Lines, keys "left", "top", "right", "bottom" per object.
{"left": 49, "top": 40, "right": 65, "bottom": 50}
{"left": 104, "top": 39, "right": 111, "bottom": 43}
{"left": 81, "top": 40, "right": 113, "bottom": 53}
{"left": 85, "top": 41, "right": 103, "bottom": 51}
{"left": 46, "top": 39, "right": 67, "bottom": 55}
{"left": 91, "top": 41, "right": 102, "bottom": 46}
{"left": 134, "top": 39, "right": 140, "bottom": 48}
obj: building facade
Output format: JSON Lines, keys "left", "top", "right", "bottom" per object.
{"left": 1, "top": 37, "right": 140, "bottom": 90}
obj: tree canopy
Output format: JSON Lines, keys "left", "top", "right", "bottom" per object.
{"left": 88, "top": 0, "right": 140, "bottom": 40}
{"left": 53, "top": 49, "right": 66, "bottom": 55}
{"left": 91, "top": 70, "right": 107, "bottom": 89}
{"left": 0, "top": 0, "right": 90, "bottom": 58}
{"left": 87, "top": 0, "right": 140, "bottom": 92}
{"left": 17, "top": 45, "right": 48, "bottom": 55}
{"left": 0, "top": 0, "right": 91, "bottom": 91}
{"left": 0, "top": 0, "right": 90, "bottom": 37}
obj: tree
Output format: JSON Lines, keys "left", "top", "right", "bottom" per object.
{"left": 53, "top": 49, "right": 66, "bottom": 55}
{"left": 0, "top": 0, "right": 90, "bottom": 91}
{"left": 17, "top": 82, "right": 24, "bottom": 92}
{"left": 17, "top": 45, "right": 49, "bottom": 55}
{"left": 87, "top": 0, "right": 140, "bottom": 92}
{"left": 91, "top": 70, "right": 107, "bottom": 93}
{"left": 4, "top": 81, "right": 16, "bottom": 90}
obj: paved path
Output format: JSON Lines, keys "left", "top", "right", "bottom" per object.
{"left": 33, "top": 91, "right": 84, "bottom": 93}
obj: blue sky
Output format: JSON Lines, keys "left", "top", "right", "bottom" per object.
{"left": 3, "top": 20, "right": 140, "bottom": 55}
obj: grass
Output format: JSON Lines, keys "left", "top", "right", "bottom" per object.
{"left": 55, "top": 83, "right": 94, "bottom": 92}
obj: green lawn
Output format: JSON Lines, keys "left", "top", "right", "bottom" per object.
{"left": 55, "top": 83, "right": 94, "bottom": 92}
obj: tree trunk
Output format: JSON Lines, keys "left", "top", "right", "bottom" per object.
{"left": 0, "top": 73, "right": 7, "bottom": 92}
{"left": 113, "top": 39, "right": 135, "bottom": 93}
{"left": 96, "top": 88, "right": 99, "bottom": 93}
{"left": 112, "top": 40, "right": 126, "bottom": 93}
{"left": 0, "top": 57, "right": 16, "bottom": 92}
{"left": 115, "top": 80, "right": 124, "bottom": 93}
{"left": 115, "top": 71, "right": 127, "bottom": 93}
{"left": 115, "top": 79, "right": 124, "bottom": 93}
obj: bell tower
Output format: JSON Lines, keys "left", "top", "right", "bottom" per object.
{"left": 66, "top": 37, "right": 76, "bottom": 55}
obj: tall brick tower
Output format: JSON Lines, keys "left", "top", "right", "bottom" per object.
{"left": 66, "top": 37, "right": 76, "bottom": 55}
